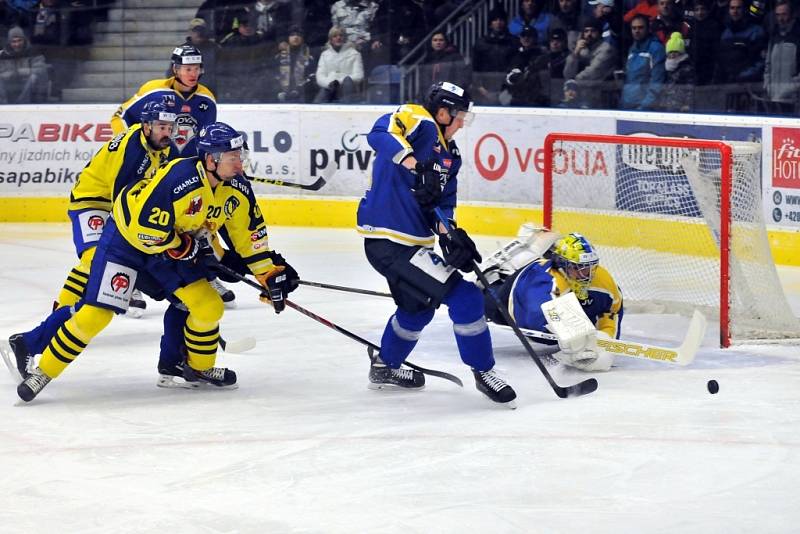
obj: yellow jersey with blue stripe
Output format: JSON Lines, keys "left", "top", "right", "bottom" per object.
{"left": 112, "top": 158, "right": 276, "bottom": 276}
{"left": 69, "top": 124, "right": 169, "bottom": 212}
{"left": 111, "top": 77, "right": 216, "bottom": 157}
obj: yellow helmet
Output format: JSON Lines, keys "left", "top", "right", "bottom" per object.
{"left": 551, "top": 233, "right": 599, "bottom": 300}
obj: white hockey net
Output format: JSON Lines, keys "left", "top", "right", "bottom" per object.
{"left": 544, "top": 134, "right": 800, "bottom": 346}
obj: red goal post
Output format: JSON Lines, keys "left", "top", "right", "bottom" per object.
{"left": 542, "top": 132, "right": 799, "bottom": 347}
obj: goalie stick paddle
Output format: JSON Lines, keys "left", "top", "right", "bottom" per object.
{"left": 490, "top": 309, "right": 706, "bottom": 366}
{"left": 433, "top": 208, "right": 597, "bottom": 399}
{"left": 211, "top": 263, "right": 463, "bottom": 387}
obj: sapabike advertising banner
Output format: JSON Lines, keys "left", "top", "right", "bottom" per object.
{"left": 0, "top": 106, "right": 115, "bottom": 195}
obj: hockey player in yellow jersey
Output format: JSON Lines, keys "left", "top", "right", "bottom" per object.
{"left": 16, "top": 123, "right": 299, "bottom": 402}
{"left": 111, "top": 43, "right": 237, "bottom": 312}
{"left": 2, "top": 101, "right": 175, "bottom": 380}
{"left": 111, "top": 44, "right": 216, "bottom": 158}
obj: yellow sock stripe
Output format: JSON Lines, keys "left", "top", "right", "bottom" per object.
{"left": 48, "top": 326, "right": 86, "bottom": 364}
{"left": 184, "top": 325, "right": 219, "bottom": 356}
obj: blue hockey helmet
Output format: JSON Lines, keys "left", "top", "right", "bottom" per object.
{"left": 140, "top": 100, "right": 176, "bottom": 124}
{"left": 197, "top": 122, "right": 246, "bottom": 161}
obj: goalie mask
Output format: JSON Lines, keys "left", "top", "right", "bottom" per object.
{"left": 551, "top": 233, "right": 599, "bottom": 301}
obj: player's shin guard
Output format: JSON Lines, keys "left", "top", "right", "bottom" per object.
{"left": 173, "top": 280, "right": 224, "bottom": 371}
{"left": 38, "top": 304, "right": 113, "bottom": 379}
{"left": 56, "top": 249, "right": 94, "bottom": 308}
{"left": 377, "top": 308, "right": 435, "bottom": 368}
{"left": 444, "top": 279, "right": 495, "bottom": 371}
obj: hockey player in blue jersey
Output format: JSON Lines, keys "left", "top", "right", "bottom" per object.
{"left": 482, "top": 226, "right": 624, "bottom": 372}
{"left": 357, "top": 81, "right": 517, "bottom": 407}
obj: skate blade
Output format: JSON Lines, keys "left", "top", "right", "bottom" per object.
{"left": 126, "top": 307, "right": 144, "bottom": 319}
{"left": 157, "top": 375, "right": 239, "bottom": 390}
{"left": 0, "top": 341, "right": 23, "bottom": 383}
{"left": 367, "top": 382, "right": 425, "bottom": 391}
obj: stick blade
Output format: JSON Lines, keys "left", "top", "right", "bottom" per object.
{"left": 556, "top": 378, "right": 599, "bottom": 398}
{"left": 674, "top": 310, "right": 707, "bottom": 366}
{"left": 220, "top": 336, "right": 257, "bottom": 354}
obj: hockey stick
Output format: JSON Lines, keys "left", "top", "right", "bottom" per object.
{"left": 299, "top": 280, "right": 393, "bottom": 298}
{"left": 249, "top": 175, "right": 327, "bottom": 191}
{"left": 283, "top": 300, "right": 462, "bottom": 387}
{"left": 490, "top": 309, "right": 706, "bottom": 366}
{"left": 211, "top": 263, "right": 463, "bottom": 387}
{"left": 433, "top": 208, "right": 597, "bottom": 398}
{"left": 219, "top": 336, "right": 257, "bottom": 354}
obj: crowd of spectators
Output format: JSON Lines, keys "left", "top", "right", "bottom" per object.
{"left": 0, "top": 0, "right": 108, "bottom": 102}
{"left": 1, "top": 0, "right": 799, "bottom": 114}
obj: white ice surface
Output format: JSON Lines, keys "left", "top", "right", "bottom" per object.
{"left": 1, "top": 224, "right": 799, "bottom": 534}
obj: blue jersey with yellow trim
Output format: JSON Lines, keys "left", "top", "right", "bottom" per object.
{"left": 112, "top": 158, "right": 277, "bottom": 276}
{"left": 111, "top": 77, "right": 216, "bottom": 158}
{"left": 357, "top": 104, "right": 459, "bottom": 247}
{"left": 508, "top": 259, "right": 624, "bottom": 338}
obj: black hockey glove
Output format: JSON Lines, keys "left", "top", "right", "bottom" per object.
{"left": 439, "top": 225, "right": 482, "bottom": 273}
{"left": 266, "top": 251, "right": 300, "bottom": 293}
{"left": 255, "top": 253, "right": 300, "bottom": 314}
{"left": 164, "top": 233, "right": 208, "bottom": 261}
{"left": 411, "top": 160, "right": 443, "bottom": 211}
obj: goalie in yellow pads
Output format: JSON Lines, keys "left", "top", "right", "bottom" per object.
{"left": 481, "top": 225, "right": 624, "bottom": 372}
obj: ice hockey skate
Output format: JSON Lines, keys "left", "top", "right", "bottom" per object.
{"left": 473, "top": 368, "right": 517, "bottom": 409}
{"left": 126, "top": 289, "right": 146, "bottom": 318}
{"left": 17, "top": 367, "right": 52, "bottom": 402}
{"left": 368, "top": 351, "right": 425, "bottom": 390}
{"left": 157, "top": 362, "right": 238, "bottom": 389}
{"left": 210, "top": 278, "right": 236, "bottom": 308}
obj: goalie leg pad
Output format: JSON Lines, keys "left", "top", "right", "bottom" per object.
{"left": 541, "top": 293, "right": 597, "bottom": 354}
{"left": 444, "top": 279, "right": 494, "bottom": 371}
{"left": 378, "top": 307, "right": 435, "bottom": 368}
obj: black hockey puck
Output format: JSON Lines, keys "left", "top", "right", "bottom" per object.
{"left": 707, "top": 380, "right": 719, "bottom": 394}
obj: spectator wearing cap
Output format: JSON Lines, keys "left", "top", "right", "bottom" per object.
{"left": 563, "top": 18, "right": 617, "bottom": 88}
{"left": 650, "top": 0, "right": 690, "bottom": 44}
{"left": 0, "top": 25, "right": 48, "bottom": 103}
{"left": 314, "top": 26, "right": 364, "bottom": 103}
{"left": 418, "top": 31, "right": 470, "bottom": 96}
{"left": 713, "top": 0, "right": 766, "bottom": 84}
{"left": 688, "top": 0, "right": 722, "bottom": 85}
{"left": 764, "top": 0, "right": 800, "bottom": 113}
{"left": 540, "top": 28, "right": 571, "bottom": 102}
{"left": 501, "top": 25, "right": 547, "bottom": 106}
{"left": 557, "top": 78, "right": 589, "bottom": 107}
{"left": 168, "top": 18, "right": 220, "bottom": 93}
{"left": 472, "top": 4, "right": 517, "bottom": 104}
{"left": 547, "top": 0, "right": 582, "bottom": 50}
{"left": 660, "top": 31, "right": 694, "bottom": 111}
{"left": 620, "top": 13, "right": 665, "bottom": 110}
{"left": 272, "top": 25, "right": 315, "bottom": 103}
